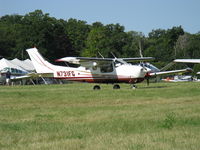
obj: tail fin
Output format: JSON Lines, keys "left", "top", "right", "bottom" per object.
{"left": 26, "top": 48, "right": 55, "bottom": 73}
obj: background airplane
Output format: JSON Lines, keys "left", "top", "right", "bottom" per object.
{"left": 174, "top": 59, "right": 200, "bottom": 74}
{"left": 26, "top": 48, "right": 191, "bottom": 89}
{"left": 174, "top": 59, "right": 200, "bottom": 64}
{"left": 0, "top": 58, "right": 29, "bottom": 85}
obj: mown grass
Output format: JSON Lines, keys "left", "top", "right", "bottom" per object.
{"left": 0, "top": 82, "right": 200, "bottom": 150}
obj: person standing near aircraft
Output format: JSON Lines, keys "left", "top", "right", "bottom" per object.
{"left": 6, "top": 70, "right": 11, "bottom": 85}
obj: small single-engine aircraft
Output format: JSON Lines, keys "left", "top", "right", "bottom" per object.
{"left": 0, "top": 58, "right": 29, "bottom": 85}
{"left": 26, "top": 48, "right": 191, "bottom": 89}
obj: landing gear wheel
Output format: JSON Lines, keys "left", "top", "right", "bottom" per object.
{"left": 131, "top": 85, "right": 137, "bottom": 89}
{"left": 113, "top": 84, "right": 120, "bottom": 89}
{"left": 93, "top": 85, "right": 101, "bottom": 90}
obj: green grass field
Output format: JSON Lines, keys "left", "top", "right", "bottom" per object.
{"left": 0, "top": 82, "right": 200, "bottom": 150}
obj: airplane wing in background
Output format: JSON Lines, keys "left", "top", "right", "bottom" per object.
{"left": 149, "top": 68, "right": 192, "bottom": 77}
{"left": 11, "top": 73, "right": 53, "bottom": 81}
{"left": 174, "top": 59, "right": 200, "bottom": 63}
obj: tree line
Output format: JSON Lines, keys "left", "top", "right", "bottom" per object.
{"left": 1, "top": 10, "right": 200, "bottom": 69}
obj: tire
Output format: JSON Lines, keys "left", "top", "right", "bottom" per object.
{"left": 113, "top": 84, "right": 120, "bottom": 89}
{"left": 93, "top": 85, "right": 101, "bottom": 90}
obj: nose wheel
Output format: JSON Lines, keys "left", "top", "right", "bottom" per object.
{"left": 131, "top": 84, "right": 137, "bottom": 89}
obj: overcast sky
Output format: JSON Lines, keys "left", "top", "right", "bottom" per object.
{"left": 1, "top": 0, "right": 200, "bottom": 35}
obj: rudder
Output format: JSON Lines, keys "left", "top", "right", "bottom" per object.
{"left": 26, "top": 48, "right": 55, "bottom": 73}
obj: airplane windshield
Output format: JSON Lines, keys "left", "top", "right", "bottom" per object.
{"left": 114, "top": 60, "right": 125, "bottom": 67}
{"left": 140, "top": 63, "right": 160, "bottom": 72}
{"left": 0, "top": 67, "right": 27, "bottom": 74}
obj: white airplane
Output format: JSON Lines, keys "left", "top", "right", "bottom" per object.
{"left": 162, "top": 75, "right": 194, "bottom": 82}
{"left": 174, "top": 59, "right": 200, "bottom": 74}
{"left": 0, "top": 58, "right": 29, "bottom": 85}
{"left": 26, "top": 48, "right": 191, "bottom": 89}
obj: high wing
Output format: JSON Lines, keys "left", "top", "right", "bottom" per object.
{"left": 174, "top": 59, "right": 200, "bottom": 63}
{"left": 56, "top": 57, "right": 114, "bottom": 68}
{"left": 56, "top": 57, "right": 154, "bottom": 63}
{"left": 56, "top": 57, "right": 113, "bottom": 64}
{"left": 56, "top": 57, "right": 154, "bottom": 68}
{"left": 149, "top": 68, "right": 192, "bottom": 77}
{"left": 122, "top": 57, "right": 154, "bottom": 62}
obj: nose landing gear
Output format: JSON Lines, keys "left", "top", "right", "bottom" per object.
{"left": 131, "top": 84, "right": 137, "bottom": 89}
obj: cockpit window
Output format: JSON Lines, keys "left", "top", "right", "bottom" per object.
{"left": 100, "top": 62, "right": 113, "bottom": 73}
{"left": 114, "top": 60, "right": 123, "bottom": 67}
{"left": 140, "top": 63, "right": 160, "bottom": 72}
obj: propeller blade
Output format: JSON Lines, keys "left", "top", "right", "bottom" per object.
{"left": 147, "top": 78, "right": 150, "bottom": 86}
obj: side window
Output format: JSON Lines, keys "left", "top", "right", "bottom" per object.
{"left": 100, "top": 63, "right": 113, "bottom": 73}
{"left": 92, "top": 66, "right": 97, "bottom": 70}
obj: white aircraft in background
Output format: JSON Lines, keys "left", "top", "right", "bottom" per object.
{"left": 174, "top": 59, "right": 200, "bottom": 74}
{"left": 0, "top": 58, "right": 29, "bottom": 85}
{"left": 26, "top": 48, "right": 191, "bottom": 89}
{"left": 174, "top": 59, "right": 200, "bottom": 64}
{"left": 162, "top": 75, "right": 194, "bottom": 82}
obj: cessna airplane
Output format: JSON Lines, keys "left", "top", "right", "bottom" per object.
{"left": 26, "top": 48, "right": 191, "bottom": 89}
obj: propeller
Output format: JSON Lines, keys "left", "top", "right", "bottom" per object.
{"left": 139, "top": 39, "right": 149, "bottom": 86}
{"left": 145, "top": 72, "right": 151, "bottom": 86}
{"left": 146, "top": 76, "right": 150, "bottom": 86}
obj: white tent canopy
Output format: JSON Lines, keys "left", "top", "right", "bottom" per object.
{"left": 0, "top": 58, "right": 31, "bottom": 74}
{"left": 11, "top": 58, "right": 34, "bottom": 72}
{"left": 23, "top": 59, "right": 34, "bottom": 70}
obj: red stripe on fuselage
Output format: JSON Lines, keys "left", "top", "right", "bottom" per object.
{"left": 54, "top": 76, "right": 145, "bottom": 84}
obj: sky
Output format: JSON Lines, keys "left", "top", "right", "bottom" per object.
{"left": 0, "top": 0, "right": 200, "bottom": 36}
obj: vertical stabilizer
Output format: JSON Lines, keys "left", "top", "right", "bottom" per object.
{"left": 26, "top": 48, "right": 55, "bottom": 73}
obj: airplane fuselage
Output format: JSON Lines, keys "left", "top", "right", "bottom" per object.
{"left": 52, "top": 63, "right": 147, "bottom": 84}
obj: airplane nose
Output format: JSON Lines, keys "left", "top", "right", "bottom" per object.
{"left": 146, "top": 67, "right": 151, "bottom": 73}
{"left": 141, "top": 68, "right": 146, "bottom": 73}
{"left": 141, "top": 67, "right": 151, "bottom": 73}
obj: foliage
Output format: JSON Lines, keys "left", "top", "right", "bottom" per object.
{"left": 0, "top": 10, "right": 200, "bottom": 66}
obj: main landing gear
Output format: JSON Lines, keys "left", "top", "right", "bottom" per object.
{"left": 113, "top": 84, "right": 120, "bottom": 89}
{"left": 93, "top": 85, "right": 101, "bottom": 90}
{"left": 93, "top": 84, "right": 121, "bottom": 90}
{"left": 93, "top": 84, "right": 137, "bottom": 90}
